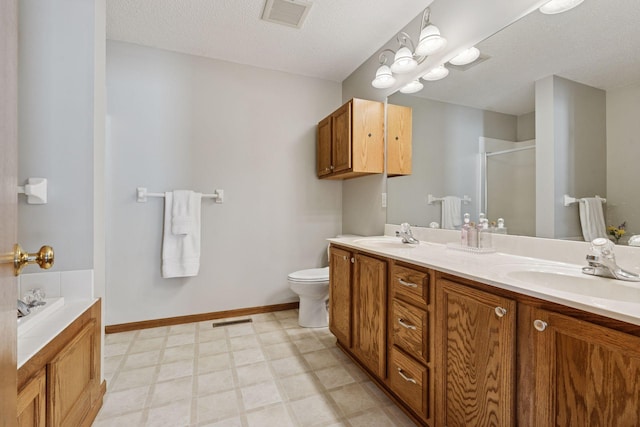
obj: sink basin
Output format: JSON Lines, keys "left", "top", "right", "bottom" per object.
{"left": 352, "top": 237, "right": 417, "bottom": 250}
{"left": 496, "top": 264, "right": 640, "bottom": 301}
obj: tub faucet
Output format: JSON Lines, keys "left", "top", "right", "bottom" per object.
{"left": 396, "top": 223, "right": 419, "bottom": 244}
{"left": 582, "top": 238, "right": 640, "bottom": 282}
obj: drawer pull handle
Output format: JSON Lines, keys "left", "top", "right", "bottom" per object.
{"left": 398, "top": 318, "right": 417, "bottom": 330}
{"left": 397, "top": 368, "right": 417, "bottom": 384}
{"left": 398, "top": 278, "right": 418, "bottom": 288}
{"left": 533, "top": 319, "right": 548, "bottom": 332}
{"left": 495, "top": 306, "right": 507, "bottom": 318}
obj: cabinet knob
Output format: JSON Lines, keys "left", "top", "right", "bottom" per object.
{"left": 397, "top": 368, "right": 417, "bottom": 384}
{"left": 342, "top": 255, "right": 347, "bottom": 261}
{"left": 395, "top": 136, "right": 399, "bottom": 140}
{"left": 329, "top": 165, "right": 334, "bottom": 170}
{"left": 368, "top": 133, "right": 372, "bottom": 137}
{"left": 533, "top": 319, "right": 548, "bottom": 332}
{"left": 494, "top": 306, "right": 507, "bottom": 318}
{"left": 350, "top": 257, "right": 355, "bottom": 264}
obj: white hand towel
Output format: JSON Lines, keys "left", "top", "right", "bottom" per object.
{"left": 162, "top": 191, "right": 202, "bottom": 278}
{"left": 171, "top": 190, "right": 197, "bottom": 235}
{"left": 441, "top": 196, "right": 462, "bottom": 230}
{"left": 579, "top": 197, "right": 607, "bottom": 242}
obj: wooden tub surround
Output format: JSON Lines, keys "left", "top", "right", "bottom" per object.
{"left": 328, "top": 239, "right": 640, "bottom": 427}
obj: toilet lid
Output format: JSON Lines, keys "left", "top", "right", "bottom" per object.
{"left": 288, "top": 267, "right": 329, "bottom": 282}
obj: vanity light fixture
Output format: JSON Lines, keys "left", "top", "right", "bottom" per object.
{"left": 400, "top": 79, "right": 424, "bottom": 94}
{"left": 539, "top": 0, "right": 584, "bottom": 14}
{"left": 422, "top": 64, "right": 449, "bottom": 81}
{"left": 371, "top": 8, "right": 447, "bottom": 89}
{"left": 449, "top": 46, "right": 481, "bottom": 66}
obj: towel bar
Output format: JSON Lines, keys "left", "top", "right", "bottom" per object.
{"left": 136, "top": 187, "right": 224, "bottom": 204}
{"left": 427, "top": 194, "right": 471, "bottom": 205}
{"left": 563, "top": 194, "right": 605, "bottom": 207}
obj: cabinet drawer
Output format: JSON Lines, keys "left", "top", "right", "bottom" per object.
{"left": 389, "top": 347, "right": 428, "bottom": 420}
{"left": 391, "top": 265, "right": 429, "bottom": 306}
{"left": 391, "top": 299, "right": 428, "bottom": 363}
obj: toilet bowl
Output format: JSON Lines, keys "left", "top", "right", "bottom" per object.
{"left": 288, "top": 267, "right": 329, "bottom": 328}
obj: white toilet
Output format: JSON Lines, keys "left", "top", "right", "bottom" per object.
{"left": 288, "top": 266, "right": 330, "bottom": 328}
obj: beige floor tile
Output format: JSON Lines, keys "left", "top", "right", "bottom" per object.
{"left": 229, "top": 335, "right": 259, "bottom": 351}
{"left": 122, "top": 349, "right": 161, "bottom": 370}
{"left": 168, "top": 323, "right": 197, "bottom": 335}
{"left": 198, "top": 353, "right": 232, "bottom": 374}
{"left": 157, "top": 359, "right": 194, "bottom": 382}
{"left": 146, "top": 399, "right": 191, "bottom": 427}
{"left": 112, "top": 365, "right": 157, "bottom": 391}
{"left": 198, "top": 327, "right": 227, "bottom": 342}
{"left": 93, "top": 410, "right": 144, "bottom": 427}
{"left": 104, "top": 341, "right": 131, "bottom": 357}
{"left": 289, "top": 394, "right": 341, "bottom": 427}
{"left": 258, "top": 330, "right": 290, "bottom": 345}
{"left": 240, "top": 380, "right": 282, "bottom": 410}
{"left": 98, "top": 385, "right": 150, "bottom": 418}
{"left": 197, "top": 369, "right": 235, "bottom": 395}
{"left": 246, "top": 403, "right": 295, "bottom": 427}
{"left": 162, "top": 343, "right": 196, "bottom": 362}
{"left": 150, "top": 377, "right": 193, "bottom": 407}
{"left": 270, "top": 355, "right": 310, "bottom": 377}
{"left": 252, "top": 320, "right": 282, "bottom": 333}
{"left": 303, "top": 349, "right": 340, "bottom": 370}
{"left": 225, "top": 322, "right": 255, "bottom": 337}
{"left": 263, "top": 342, "right": 298, "bottom": 360}
{"left": 314, "top": 365, "right": 356, "bottom": 390}
{"left": 250, "top": 312, "right": 276, "bottom": 322}
{"left": 278, "top": 318, "right": 301, "bottom": 329}
{"left": 294, "top": 336, "right": 326, "bottom": 353}
{"left": 383, "top": 404, "right": 419, "bottom": 427}
{"left": 280, "top": 372, "right": 322, "bottom": 400}
{"left": 232, "top": 348, "right": 265, "bottom": 366}
{"left": 286, "top": 327, "right": 316, "bottom": 341}
{"left": 105, "top": 330, "right": 138, "bottom": 344}
{"left": 273, "top": 310, "right": 298, "bottom": 320}
{"left": 130, "top": 337, "right": 166, "bottom": 354}
{"left": 198, "top": 416, "right": 243, "bottom": 427}
{"left": 329, "top": 383, "right": 377, "bottom": 416}
{"left": 166, "top": 332, "right": 196, "bottom": 348}
{"left": 137, "top": 326, "right": 169, "bottom": 339}
{"left": 200, "top": 340, "right": 229, "bottom": 356}
{"left": 347, "top": 407, "right": 397, "bottom": 427}
{"left": 235, "top": 361, "right": 273, "bottom": 387}
{"left": 197, "top": 390, "right": 240, "bottom": 423}
{"left": 103, "top": 354, "right": 124, "bottom": 376}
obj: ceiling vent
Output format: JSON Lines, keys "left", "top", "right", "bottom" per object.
{"left": 261, "top": 0, "right": 312, "bottom": 29}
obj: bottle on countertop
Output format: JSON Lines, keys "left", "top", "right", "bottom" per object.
{"left": 468, "top": 221, "right": 478, "bottom": 247}
{"left": 461, "top": 213, "right": 471, "bottom": 246}
{"left": 478, "top": 218, "right": 492, "bottom": 249}
{"left": 494, "top": 218, "right": 507, "bottom": 234}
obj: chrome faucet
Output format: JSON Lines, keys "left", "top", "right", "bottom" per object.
{"left": 396, "top": 223, "right": 419, "bottom": 244}
{"left": 582, "top": 238, "right": 640, "bottom": 282}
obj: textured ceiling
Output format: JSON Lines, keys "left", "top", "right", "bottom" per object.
{"left": 106, "top": 0, "right": 433, "bottom": 82}
{"left": 411, "top": 0, "right": 640, "bottom": 115}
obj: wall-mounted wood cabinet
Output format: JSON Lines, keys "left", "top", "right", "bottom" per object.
{"left": 317, "top": 98, "right": 384, "bottom": 179}
{"left": 386, "top": 104, "right": 412, "bottom": 177}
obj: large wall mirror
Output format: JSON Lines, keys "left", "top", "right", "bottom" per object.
{"left": 386, "top": 0, "right": 640, "bottom": 243}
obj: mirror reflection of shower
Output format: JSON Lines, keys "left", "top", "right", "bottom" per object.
{"left": 478, "top": 138, "right": 536, "bottom": 237}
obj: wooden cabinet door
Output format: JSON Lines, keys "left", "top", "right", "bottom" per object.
{"left": 353, "top": 253, "right": 387, "bottom": 379}
{"left": 48, "top": 320, "right": 99, "bottom": 427}
{"left": 436, "top": 279, "right": 516, "bottom": 427}
{"left": 351, "top": 98, "right": 384, "bottom": 174}
{"left": 317, "top": 116, "right": 332, "bottom": 177}
{"left": 386, "top": 104, "right": 412, "bottom": 176}
{"left": 331, "top": 101, "right": 352, "bottom": 174}
{"left": 17, "top": 369, "right": 46, "bottom": 427}
{"left": 329, "top": 246, "right": 353, "bottom": 347}
{"left": 531, "top": 308, "right": 640, "bottom": 426}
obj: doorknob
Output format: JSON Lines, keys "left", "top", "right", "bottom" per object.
{"left": 7, "top": 243, "right": 55, "bottom": 276}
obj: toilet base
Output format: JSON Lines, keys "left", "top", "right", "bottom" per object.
{"left": 297, "top": 295, "right": 328, "bottom": 328}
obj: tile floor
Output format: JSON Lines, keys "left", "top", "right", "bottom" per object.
{"left": 95, "top": 309, "right": 417, "bottom": 427}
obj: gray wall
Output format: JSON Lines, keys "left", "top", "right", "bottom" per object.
{"left": 386, "top": 93, "right": 518, "bottom": 227}
{"left": 18, "top": 0, "right": 96, "bottom": 271}
{"left": 536, "top": 75, "right": 606, "bottom": 239}
{"left": 606, "top": 82, "right": 640, "bottom": 237}
{"left": 106, "top": 41, "right": 342, "bottom": 325}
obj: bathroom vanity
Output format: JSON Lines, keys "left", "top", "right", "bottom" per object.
{"left": 17, "top": 299, "right": 103, "bottom": 427}
{"left": 328, "top": 236, "right": 640, "bottom": 426}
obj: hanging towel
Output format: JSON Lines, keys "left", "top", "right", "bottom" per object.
{"left": 441, "top": 196, "right": 462, "bottom": 230}
{"left": 579, "top": 197, "right": 607, "bottom": 242}
{"left": 162, "top": 191, "right": 202, "bottom": 278}
{"left": 172, "top": 190, "right": 198, "bottom": 235}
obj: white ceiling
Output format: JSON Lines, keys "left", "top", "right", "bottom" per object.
{"left": 106, "top": 0, "right": 433, "bottom": 82}
{"left": 411, "top": 0, "right": 640, "bottom": 115}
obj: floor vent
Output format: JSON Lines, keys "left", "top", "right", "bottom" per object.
{"left": 211, "top": 318, "right": 253, "bottom": 328}
{"left": 261, "top": 0, "right": 313, "bottom": 29}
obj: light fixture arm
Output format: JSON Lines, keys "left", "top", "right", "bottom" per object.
{"left": 377, "top": 49, "right": 396, "bottom": 65}
{"left": 396, "top": 32, "right": 416, "bottom": 52}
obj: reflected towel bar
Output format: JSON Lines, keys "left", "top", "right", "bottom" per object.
{"left": 427, "top": 194, "right": 471, "bottom": 205}
{"left": 136, "top": 187, "right": 224, "bottom": 204}
{"left": 563, "top": 194, "right": 605, "bottom": 207}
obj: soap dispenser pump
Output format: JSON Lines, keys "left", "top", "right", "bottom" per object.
{"left": 461, "top": 213, "right": 471, "bottom": 246}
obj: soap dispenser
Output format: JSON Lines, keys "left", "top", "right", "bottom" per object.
{"left": 461, "top": 213, "right": 471, "bottom": 246}
{"left": 478, "top": 218, "right": 492, "bottom": 249}
{"left": 495, "top": 218, "right": 507, "bottom": 235}
{"left": 468, "top": 221, "right": 478, "bottom": 247}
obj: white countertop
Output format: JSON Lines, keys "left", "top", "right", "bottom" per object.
{"left": 18, "top": 298, "right": 98, "bottom": 369}
{"left": 329, "top": 235, "right": 640, "bottom": 327}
